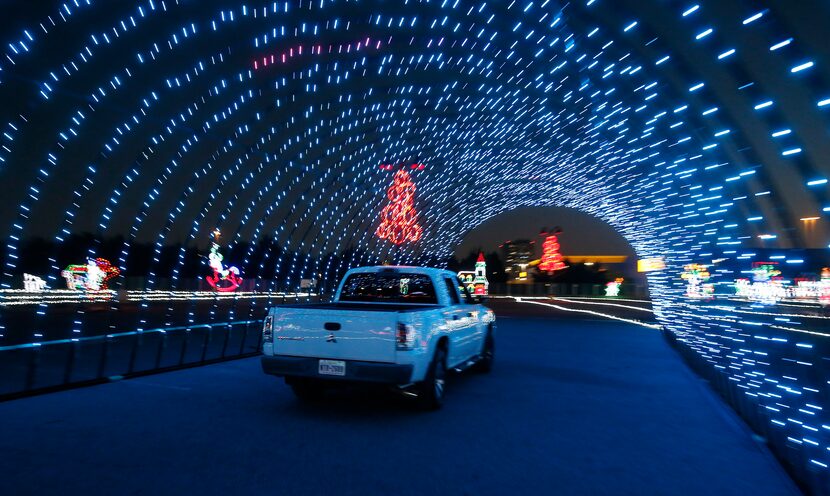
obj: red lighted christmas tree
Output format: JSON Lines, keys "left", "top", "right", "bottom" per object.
{"left": 376, "top": 169, "right": 423, "bottom": 244}
{"left": 539, "top": 229, "right": 565, "bottom": 272}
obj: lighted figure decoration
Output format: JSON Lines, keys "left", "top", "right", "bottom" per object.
{"left": 473, "top": 252, "right": 489, "bottom": 295}
{"left": 456, "top": 253, "right": 490, "bottom": 295}
{"left": 821, "top": 268, "right": 830, "bottom": 306}
{"left": 752, "top": 262, "right": 784, "bottom": 305}
{"left": 205, "top": 229, "right": 243, "bottom": 292}
{"left": 734, "top": 262, "right": 786, "bottom": 304}
{"left": 376, "top": 169, "right": 423, "bottom": 245}
{"left": 736, "top": 266, "right": 830, "bottom": 304}
{"left": 457, "top": 271, "right": 476, "bottom": 294}
{"left": 538, "top": 227, "right": 566, "bottom": 273}
{"left": 681, "top": 263, "right": 713, "bottom": 298}
{"left": 751, "top": 262, "right": 781, "bottom": 282}
{"left": 793, "top": 277, "right": 825, "bottom": 301}
{"left": 61, "top": 258, "right": 120, "bottom": 290}
{"left": 23, "top": 273, "right": 47, "bottom": 291}
{"left": 605, "top": 278, "right": 623, "bottom": 297}
{"left": 734, "top": 278, "right": 752, "bottom": 298}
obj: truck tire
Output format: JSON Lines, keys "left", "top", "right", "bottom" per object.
{"left": 289, "top": 378, "right": 325, "bottom": 402}
{"left": 417, "top": 346, "right": 447, "bottom": 410}
{"left": 474, "top": 330, "right": 494, "bottom": 373}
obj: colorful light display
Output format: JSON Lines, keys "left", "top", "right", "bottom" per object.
{"left": 538, "top": 230, "right": 565, "bottom": 273}
{"left": 473, "top": 252, "right": 489, "bottom": 295}
{"left": 205, "top": 230, "right": 243, "bottom": 292}
{"left": 681, "top": 264, "right": 714, "bottom": 299}
{"left": 22, "top": 274, "right": 47, "bottom": 292}
{"left": 605, "top": 278, "right": 623, "bottom": 297}
{"left": 751, "top": 262, "right": 781, "bottom": 282}
{"left": 458, "top": 253, "right": 489, "bottom": 296}
{"left": 376, "top": 169, "right": 423, "bottom": 245}
{"left": 732, "top": 263, "right": 830, "bottom": 305}
{"left": 61, "top": 258, "right": 120, "bottom": 291}
{"left": 457, "top": 271, "right": 476, "bottom": 294}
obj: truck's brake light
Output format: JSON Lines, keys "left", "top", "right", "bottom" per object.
{"left": 263, "top": 315, "right": 273, "bottom": 343}
{"left": 396, "top": 323, "right": 415, "bottom": 350}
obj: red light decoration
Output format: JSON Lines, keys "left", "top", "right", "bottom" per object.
{"left": 539, "top": 234, "right": 565, "bottom": 272}
{"left": 206, "top": 269, "right": 242, "bottom": 292}
{"left": 205, "top": 230, "right": 243, "bottom": 292}
{"left": 95, "top": 258, "right": 120, "bottom": 286}
{"left": 376, "top": 169, "right": 423, "bottom": 244}
{"left": 379, "top": 163, "right": 425, "bottom": 171}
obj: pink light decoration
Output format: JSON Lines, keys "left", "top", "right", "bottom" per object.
{"left": 253, "top": 37, "right": 382, "bottom": 70}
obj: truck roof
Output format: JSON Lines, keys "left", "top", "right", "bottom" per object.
{"left": 345, "top": 266, "right": 457, "bottom": 278}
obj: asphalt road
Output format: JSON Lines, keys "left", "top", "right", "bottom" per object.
{"left": 0, "top": 301, "right": 800, "bottom": 495}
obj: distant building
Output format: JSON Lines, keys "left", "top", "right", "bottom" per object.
{"left": 502, "top": 240, "right": 534, "bottom": 281}
{"left": 563, "top": 255, "right": 636, "bottom": 279}
{"left": 527, "top": 255, "right": 636, "bottom": 281}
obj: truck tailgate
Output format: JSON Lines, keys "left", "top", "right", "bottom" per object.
{"left": 271, "top": 308, "right": 398, "bottom": 363}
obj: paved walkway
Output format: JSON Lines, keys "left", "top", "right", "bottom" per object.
{"left": 0, "top": 303, "right": 800, "bottom": 495}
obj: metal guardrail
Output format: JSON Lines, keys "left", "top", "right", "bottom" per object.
{"left": 0, "top": 292, "right": 317, "bottom": 400}
{"left": 664, "top": 330, "right": 829, "bottom": 496}
{"left": 505, "top": 294, "right": 827, "bottom": 494}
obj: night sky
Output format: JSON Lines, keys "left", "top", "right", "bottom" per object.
{"left": 454, "top": 206, "right": 635, "bottom": 260}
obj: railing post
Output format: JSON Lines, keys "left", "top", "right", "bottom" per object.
{"left": 154, "top": 332, "right": 164, "bottom": 370}
{"left": 24, "top": 347, "right": 39, "bottom": 391}
{"left": 97, "top": 337, "right": 109, "bottom": 380}
{"left": 64, "top": 343, "right": 77, "bottom": 384}
{"left": 127, "top": 332, "right": 139, "bottom": 374}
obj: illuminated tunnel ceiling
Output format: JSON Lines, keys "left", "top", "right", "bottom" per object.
{"left": 1, "top": 0, "right": 830, "bottom": 284}
{"left": 3, "top": 0, "right": 830, "bottom": 479}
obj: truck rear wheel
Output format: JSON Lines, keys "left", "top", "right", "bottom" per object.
{"left": 417, "top": 346, "right": 447, "bottom": 410}
{"left": 474, "top": 330, "right": 494, "bottom": 373}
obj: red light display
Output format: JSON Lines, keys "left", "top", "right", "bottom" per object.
{"left": 376, "top": 169, "right": 423, "bottom": 244}
{"left": 539, "top": 234, "right": 565, "bottom": 272}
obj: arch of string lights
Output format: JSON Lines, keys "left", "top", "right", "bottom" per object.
{"left": 1, "top": 0, "right": 830, "bottom": 483}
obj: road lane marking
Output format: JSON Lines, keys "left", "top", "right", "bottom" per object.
{"left": 514, "top": 297, "right": 662, "bottom": 329}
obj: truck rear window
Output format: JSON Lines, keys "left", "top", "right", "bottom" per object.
{"left": 339, "top": 272, "right": 438, "bottom": 304}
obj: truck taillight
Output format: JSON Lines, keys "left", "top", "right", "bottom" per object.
{"left": 396, "top": 322, "right": 415, "bottom": 350}
{"left": 263, "top": 315, "right": 273, "bottom": 343}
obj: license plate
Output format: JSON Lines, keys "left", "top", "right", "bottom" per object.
{"left": 318, "top": 359, "right": 346, "bottom": 376}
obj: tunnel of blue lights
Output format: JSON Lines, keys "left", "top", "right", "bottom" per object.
{"left": 1, "top": 0, "right": 830, "bottom": 489}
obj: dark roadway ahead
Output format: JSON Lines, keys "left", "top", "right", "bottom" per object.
{"left": 0, "top": 301, "right": 800, "bottom": 496}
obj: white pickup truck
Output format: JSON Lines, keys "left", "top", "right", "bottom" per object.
{"left": 261, "top": 266, "right": 496, "bottom": 409}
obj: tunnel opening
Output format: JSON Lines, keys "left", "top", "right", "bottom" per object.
{"left": 449, "top": 205, "right": 646, "bottom": 297}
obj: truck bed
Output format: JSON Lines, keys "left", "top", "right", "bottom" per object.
{"left": 278, "top": 302, "right": 441, "bottom": 313}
